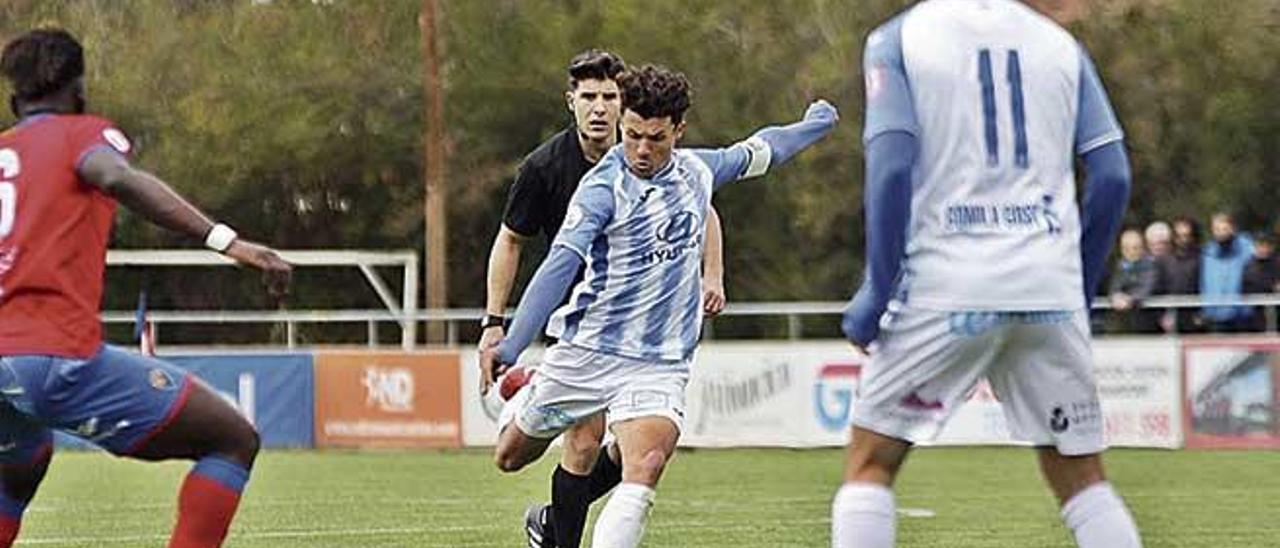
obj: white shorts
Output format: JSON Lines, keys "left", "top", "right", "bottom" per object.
{"left": 852, "top": 305, "right": 1105, "bottom": 456}
{"left": 505, "top": 343, "right": 689, "bottom": 439}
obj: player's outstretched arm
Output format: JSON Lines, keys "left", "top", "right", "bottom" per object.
{"left": 696, "top": 100, "right": 840, "bottom": 190}
{"left": 479, "top": 245, "right": 583, "bottom": 393}
{"left": 1079, "top": 141, "right": 1132, "bottom": 304}
{"left": 78, "top": 149, "right": 292, "bottom": 298}
{"left": 841, "top": 131, "right": 916, "bottom": 349}
{"left": 745, "top": 100, "right": 839, "bottom": 172}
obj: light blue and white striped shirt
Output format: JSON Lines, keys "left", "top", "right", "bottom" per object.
{"left": 546, "top": 145, "right": 752, "bottom": 361}
{"left": 494, "top": 101, "right": 838, "bottom": 366}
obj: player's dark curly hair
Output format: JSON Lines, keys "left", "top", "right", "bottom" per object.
{"left": 1, "top": 29, "right": 84, "bottom": 101}
{"left": 617, "top": 64, "right": 692, "bottom": 125}
{"left": 567, "top": 49, "right": 626, "bottom": 89}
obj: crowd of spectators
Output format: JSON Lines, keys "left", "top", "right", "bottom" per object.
{"left": 1104, "top": 213, "right": 1280, "bottom": 334}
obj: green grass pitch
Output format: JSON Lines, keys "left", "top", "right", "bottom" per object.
{"left": 14, "top": 447, "right": 1280, "bottom": 547}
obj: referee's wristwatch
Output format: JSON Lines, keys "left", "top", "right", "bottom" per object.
{"left": 479, "top": 314, "right": 506, "bottom": 330}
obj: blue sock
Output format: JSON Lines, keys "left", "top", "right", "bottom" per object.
{"left": 191, "top": 456, "right": 250, "bottom": 495}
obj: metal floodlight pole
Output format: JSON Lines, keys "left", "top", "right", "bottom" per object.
{"left": 421, "top": 0, "right": 448, "bottom": 344}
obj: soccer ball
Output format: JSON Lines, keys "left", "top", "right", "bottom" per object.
{"left": 498, "top": 365, "right": 533, "bottom": 401}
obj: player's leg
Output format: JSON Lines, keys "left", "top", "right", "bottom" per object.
{"left": 492, "top": 382, "right": 561, "bottom": 473}
{"left": 0, "top": 355, "right": 77, "bottom": 547}
{"left": 589, "top": 416, "right": 678, "bottom": 548}
{"left": 522, "top": 413, "right": 605, "bottom": 548}
{"left": 1036, "top": 450, "right": 1139, "bottom": 547}
{"left": 989, "top": 312, "right": 1141, "bottom": 548}
{"left": 496, "top": 344, "right": 611, "bottom": 474}
{"left": 34, "top": 346, "right": 256, "bottom": 548}
{"left": 494, "top": 418, "right": 556, "bottom": 473}
{"left": 833, "top": 308, "right": 1003, "bottom": 548}
{"left": 0, "top": 413, "right": 52, "bottom": 548}
{"left": 589, "top": 358, "right": 688, "bottom": 548}
{"left": 127, "top": 380, "right": 259, "bottom": 548}
{"left": 0, "top": 446, "right": 50, "bottom": 548}
{"left": 832, "top": 427, "right": 910, "bottom": 548}
{"left": 543, "top": 412, "right": 619, "bottom": 548}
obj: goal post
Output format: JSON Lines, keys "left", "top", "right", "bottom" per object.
{"left": 106, "top": 249, "right": 420, "bottom": 349}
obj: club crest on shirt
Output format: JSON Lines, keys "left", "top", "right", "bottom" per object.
{"left": 563, "top": 205, "right": 585, "bottom": 230}
{"left": 149, "top": 368, "right": 176, "bottom": 391}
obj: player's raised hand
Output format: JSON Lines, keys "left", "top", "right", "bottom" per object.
{"left": 804, "top": 100, "right": 839, "bottom": 125}
{"left": 224, "top": 240, "right": 293, "bottom": 301}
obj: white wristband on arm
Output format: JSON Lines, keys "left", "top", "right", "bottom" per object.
{"left": 740, "top": 136, "right": 772, "bottom": 179}
{"left": 204, "top": 223, "right": 238, "bottom": 253}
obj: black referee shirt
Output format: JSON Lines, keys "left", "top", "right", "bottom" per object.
{"left": 502, "top": 126, "right": 595, "bottom": 240}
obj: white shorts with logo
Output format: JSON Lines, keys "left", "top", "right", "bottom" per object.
{"left": 502, "top": 343, "right": 690, "bottom": 439}
{"left": 852, "top": 305, "right": 1105, "bottom": 456}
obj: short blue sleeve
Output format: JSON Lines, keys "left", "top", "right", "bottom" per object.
{"left": 1075, "top": 45, "right": 1124, "bottom": 155}
{"left": 551, "top": 174, "right": 615, "bottom": 258}
{"left": 862, "top": 16, "right": 918, "bottom": 144}
{"left": 691, "top": 146, "right": 751, "bottom": 188}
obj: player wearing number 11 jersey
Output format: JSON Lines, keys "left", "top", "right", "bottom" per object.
{"left": 0, "top": 29, "right": 291, "bottom": 547}
{"left": 832, "top": 1, "right": 1142, "bottom": 547}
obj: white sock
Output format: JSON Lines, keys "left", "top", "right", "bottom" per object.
{"left": 1061, "top": 482, "right": 1142, "bottom": 548}
{"left": 831, "top": 482, "right": 896, "bottom": 548}
{"left": 590, "top": 482, "right": 655, "bottom": 548}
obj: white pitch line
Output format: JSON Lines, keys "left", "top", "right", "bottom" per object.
{"left": 24, "top": 497, "right": 488, "bottom": 513}
{"left": 17, "top": 526, "right": 486, "bottom": 546}
{"left": 897, "top": 507, "right": 937, "bottom": 518}
{"left": 18, "top": 519, "right": 842, "bottom": 546}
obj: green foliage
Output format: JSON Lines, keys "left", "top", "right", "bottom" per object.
{"left": 1, "top": 0, "right": 1275, "bottom": 314}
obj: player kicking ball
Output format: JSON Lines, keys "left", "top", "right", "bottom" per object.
{"left": 0, "top": 29, "right": 291, "bottom": 547}
{"left": 480, "top": 64, "right": 837, "bottom": 547}
{"left": 832, "top": 1, "right": 1141, "bottom": 547}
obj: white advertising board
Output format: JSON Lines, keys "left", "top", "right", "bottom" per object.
{"left": 459, "top": 339, "right": 1182, "bottom": 449}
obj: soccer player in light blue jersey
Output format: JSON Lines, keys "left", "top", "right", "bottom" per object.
{"left": 832, "top": 1, "right": 1141, "bottom": 547}
{"left": 479, "top": 64, "right": 837, "bottom": 548}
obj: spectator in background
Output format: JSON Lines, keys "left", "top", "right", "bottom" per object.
{"left": 1144, "top": 221, "right": 1173, "bottom": 325}
{"left": 1201, "top": 212, "right": 1254, "bottom": 332}
{"left": 1145, "top": 221, "right": 1172, "bottom": 259}
{"left": 1243, "top": 231, "right": 1279, "bottom": 331}
{"left": 1109, "top": 229, "right": 1160, "bottom": 333}
{"left": 1157, "top": 216, "right": 1204, "bottom": 332}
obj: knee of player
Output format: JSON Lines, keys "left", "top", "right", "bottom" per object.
{"left": 493, "top": 448, "right": 527, "bottom": 473}
{"left": 562, "top": 433, "right": 601, "bottom": 461}
{"left": 628, "top": 449, "right": 670, "bottom": 482}
{"left": 223, "top": 423, "right": 261, "bottom": 468}
{"left": 243, "top": 426, "right": 261, "bottom": 459}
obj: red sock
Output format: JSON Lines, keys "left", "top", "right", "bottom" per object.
{"left": 0, "top": 515, "right": 19, "bottom": 548}
{"left": 168, "top": 473, "right": 243, "bottom": 548}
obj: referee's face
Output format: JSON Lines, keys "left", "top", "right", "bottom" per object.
{"left": 567, "top": 78, "right": 622, "bottom": 144}
{"left": 621, "top": 109, "right": 686, "bottom": 179}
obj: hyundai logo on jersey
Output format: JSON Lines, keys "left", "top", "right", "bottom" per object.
{"left": 656, "top": 211, "right": 697, "bottom": 243}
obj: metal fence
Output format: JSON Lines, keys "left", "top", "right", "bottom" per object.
{"left": 104, "top": 294, "right": 1280, "bottom": 349}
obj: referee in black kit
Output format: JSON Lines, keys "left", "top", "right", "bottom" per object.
{"left": 477, "top": 50, "right": 726, "bottom": 548}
